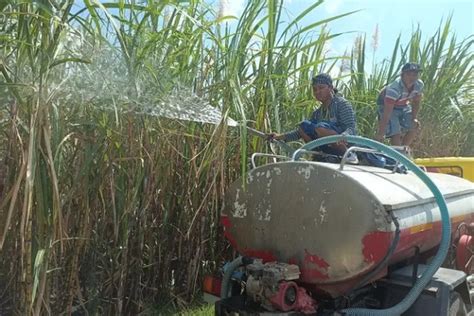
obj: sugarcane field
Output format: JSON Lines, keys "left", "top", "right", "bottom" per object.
{"left": 0, "top": 0, "right": 473, "bottom": 315}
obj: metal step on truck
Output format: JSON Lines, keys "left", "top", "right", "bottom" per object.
{"left": 203, "top": 136, "right": 474, "bottom": 316}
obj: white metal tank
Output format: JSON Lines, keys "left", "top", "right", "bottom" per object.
{"left": 221, "top": 161, "right": 474, "bottom": 297}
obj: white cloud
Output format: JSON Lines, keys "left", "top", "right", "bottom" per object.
{"left": 324, "top": 0, "right": 343, "bottom": 14}
{"left": 218, "top": 0, "right": 246, "bottom": 18}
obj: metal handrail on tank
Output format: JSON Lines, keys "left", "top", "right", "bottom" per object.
{"left": 250, "top": 153, "right": 291, "bottom": 169}
{"left": 292, "top": 135, "right": 451, "bottom": 316}
{"left": 290, "top": 148, "right": 337, "bottom": 160}
{"left": 291, "top": 148, "right": 307, "bottom": 161}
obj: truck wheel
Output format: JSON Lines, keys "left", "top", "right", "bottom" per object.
{"left": 449, "top": 292, "right": 468, "bottom": 316}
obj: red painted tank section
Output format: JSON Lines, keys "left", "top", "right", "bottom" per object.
{"left": 222, "top": 213, "right": 474, "bottom": 297}
{"left": 362, "top": 231, "right": 392, "bottom": 263}
{"left": 220, "top": 215, "right": 238, "bottom": 249}
{"left": 309, "top": 216, "right": 474, "bottom": 296}
{"left": 300, "top": 250, "right": 330, "bottom": 281}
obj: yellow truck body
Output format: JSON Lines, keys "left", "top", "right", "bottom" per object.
{"left": 415, "top": 157, "right": 474, "bottom": 182}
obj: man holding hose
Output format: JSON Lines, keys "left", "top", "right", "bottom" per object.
{"left": 268, "top": 73, "right": 358, "bottom": 163}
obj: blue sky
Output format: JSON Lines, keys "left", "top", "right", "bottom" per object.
{"left": 219, "top": 0, "right": 473, "bottom": 61}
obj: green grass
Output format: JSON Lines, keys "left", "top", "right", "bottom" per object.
{"left": 141, "top": 302, "right": 213, "bottom": 316}
{"left": 175, "top": 304, "right": 213, "bottom": 316}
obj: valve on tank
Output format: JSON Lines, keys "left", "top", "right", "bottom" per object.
{"left": 245, "top": 259, "right": 317, "bottom": 314}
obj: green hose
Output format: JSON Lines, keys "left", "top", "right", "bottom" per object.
{"left": 293, "top": 135, "right": 451, "bottom": 316}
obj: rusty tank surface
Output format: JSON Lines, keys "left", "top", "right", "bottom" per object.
{"left": 221, "top": 161, "right": 474, "bottom": 297}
